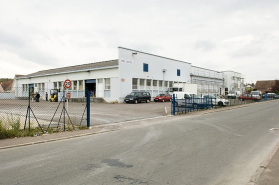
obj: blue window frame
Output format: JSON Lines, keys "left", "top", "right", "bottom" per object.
{"left": 143, "top": 63, "right": 148, "bottom": 72}
{"left": 177, "top": 69, "right": 180, "bottom": 76}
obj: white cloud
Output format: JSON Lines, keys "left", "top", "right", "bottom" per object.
{"left": 0, "top": 0, "right": 279, "bottom": 82}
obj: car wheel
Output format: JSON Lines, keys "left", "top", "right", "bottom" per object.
{"left": 135, "top": 99, "right": 138, "bottom": 104}
{"left": 162, "top": 99, "right": 165, "bottom": 102}
{"left": 175, "top": 102, "right": 178, "bottom": 107}
{"left": 146, "top": 99, "right": 149, "bottom": 103}
{"left": 218, "top": 101, "right": 223, "bottom": 106}
{"left": 193, "top": 104, "right": 198, "bottom": 109}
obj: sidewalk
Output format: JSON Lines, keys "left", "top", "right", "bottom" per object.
{"left": 0, "top": 124, "right": 117, "bottom": 149}
{"left": 252, "top": 142, "right": 279, "bottom": 185}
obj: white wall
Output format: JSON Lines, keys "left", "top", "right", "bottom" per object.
{"left": 118, "top": 47, "right": 191, "bottom": 99}
{"left": 222, "top": 71, "right": 244, "bottom": 93}
{"left": 16, "top": 67, "right": 119, "bottom": 101}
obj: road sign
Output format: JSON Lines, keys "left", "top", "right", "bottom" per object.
{"left": 66, "top": 93, "right": 71, "bottom": 99}
{"left": 64, "top": 79, "right": 72, "bottom": 89}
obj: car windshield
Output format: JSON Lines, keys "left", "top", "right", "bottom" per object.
{"left": 229, "top": 91, "right": 235, "bottom": 94}
{"left": 191, "top": 94, "right": 200, "bottom": 98}
{"left": 158, "top": 94, "right": 165, "bottom": 96}
{"left": 129, "top": 92, "right": 138, "bottom": 96}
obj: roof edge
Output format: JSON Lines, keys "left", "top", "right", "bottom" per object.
{"left": 17, "top": 65, "right": 118, "bottom": 79}
{"left": 118, "top": 47, "right": 191, "bottom": 65}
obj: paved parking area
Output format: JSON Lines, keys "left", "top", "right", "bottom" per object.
{"left": 0, "top": 99, "right": 172, "bottom": 127}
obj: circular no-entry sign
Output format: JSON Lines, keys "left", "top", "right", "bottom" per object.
{"left": 64, "top": 79, "right": 72, "bottom": 89}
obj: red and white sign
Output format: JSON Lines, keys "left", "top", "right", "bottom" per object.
{"left": 66, "top": 93, "right": 71, "bottom": 99}
{"left": 64, "top": 79, "right": 72, "bottom": 89}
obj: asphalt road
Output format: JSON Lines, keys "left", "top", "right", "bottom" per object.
{"left": 1, "top": 100, "right": 279, "bottom": 185}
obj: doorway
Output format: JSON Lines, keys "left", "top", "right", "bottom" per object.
{"left": 85, "top": 79, "right": 96, "bottom": 97}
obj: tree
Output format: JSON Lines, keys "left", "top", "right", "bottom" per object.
{"left": 246, "top": 87, "right": 253, "bottom": 93}
{"left": 271, "top": 80, "right": 279, "bottom": 94}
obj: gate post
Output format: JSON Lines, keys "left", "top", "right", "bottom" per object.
{"left": 86, "top": 90, "right": 90, "bottom": 128}
{"left": 172, "top": 94, "right": 175, "bottom": 115}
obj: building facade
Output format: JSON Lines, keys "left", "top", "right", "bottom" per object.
{"left": 14, "top": 47, "right": 245, "bottom": 102}
{"left": 222, "top": 71, "right": 245, "bottom": 94}
{"left": 191, "top": 66, "right": 224, "bottom": 95}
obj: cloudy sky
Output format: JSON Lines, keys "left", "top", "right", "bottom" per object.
{"left": 0, "top": 0, "right": 278, "bottom": 83}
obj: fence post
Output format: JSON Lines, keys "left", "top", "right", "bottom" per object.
{"left": 87, "top": 90, "right": 90, "bottom": 128}
{"left": 28, "top": 86, "right": 30, "bottom": 132}
{"left": 172, "top": 94, "right": 175, "bottom": 115}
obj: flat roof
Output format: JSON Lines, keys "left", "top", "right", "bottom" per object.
{"left": 18, "top": 59, "right": 118, "bottom": 79}
{"left": 119, "top": 47, "right": 191, "bottom": 65}
{"left": 221, "top": 70, "right": 241, "bottom": 74}
{"left": 191, "top": 66, "right": 221, "bottom": 73}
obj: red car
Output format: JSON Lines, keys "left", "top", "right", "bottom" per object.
{"left": 238, "top": 94, "right": 260, "bottom": 101}
{"left": 154, "top": 93, "right": 172, "bottom": 102}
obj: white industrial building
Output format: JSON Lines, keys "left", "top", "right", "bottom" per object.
{"left": 14, "top": 47, "right": 245, "bottom": 102}
{"left": 222, "top": 71, "right": 245, "bottom": 94}
{"left": 191, "top": 66, "right": 224, "bottom": 95}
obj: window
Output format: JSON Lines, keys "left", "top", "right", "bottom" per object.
{"left": 79, "top": 80, "right": 83, "bottom": 90}
{"left": 143, "top": 63, "right": 148, "bottom": 72}
{"left": 58, "top": 82, "right": 62, "bottom": 91}
{"left": 147, "top": 79, "right": 151, "bottom": 86}
{"left": 159, "top": 80, "right": 163, "bottom": 87}
{"left": 177, "top": 69, "right": 181, "bottom": 76}
{"left": 53, "top": 82, "right": 57, "bottom": 89}
{"left": 153, "top": 80, "right": 157, "bottom": 86}
{"left": 73, "top": 81, "right": 77, "bottom": 90}
{"left": 132, "top": 78, "right": 138, "bottom": 89}
{"left": 105, "top": 78, "right": 110, "bottom": 89}
{"left": 140, "top": 79, "right": 145, "bottom": 86}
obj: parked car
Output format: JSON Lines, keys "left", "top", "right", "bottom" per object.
{"left": 274, "top": 94, "right": 279, "bottom": 99}
{"left": 154, "top": 93, "right": 172, "bottom": 102}
{"left": 124, "top": 92, "right": 151, "bottom": 104}
{"left": 228, "top": 91, "right": 241, "bottom": 99}
{"left": 202, "top": 95, "right": 229, "bottom": 106}
{"left": 250, "top": 91, "right": 262, "bottom": 100}
{"left": 262, "top": 93, "right": 276, "bottom": 99}
{"left": 238, "top": 94, "right": 260, "bottom": 101}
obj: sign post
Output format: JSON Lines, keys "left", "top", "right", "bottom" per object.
{"left": 63, "top": 79, "right": 72, "bottom": 131}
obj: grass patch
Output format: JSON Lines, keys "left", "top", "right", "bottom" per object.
{"left": 0, "top": 115, "right": 42, "bottom": 139}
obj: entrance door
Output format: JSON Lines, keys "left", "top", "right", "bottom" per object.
{"left": 85, "top": 79, "right": 96, "bottom": 97}
{"left": 29, "top": 84, "right": 34, "bottom": 96}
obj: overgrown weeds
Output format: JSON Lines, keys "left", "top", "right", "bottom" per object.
{"left": 0, "top": 115, "right": 42, "bottom": 139}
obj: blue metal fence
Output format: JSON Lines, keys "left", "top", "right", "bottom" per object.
{"left": 171, "top": 94, "right": 213, "bottom": 115}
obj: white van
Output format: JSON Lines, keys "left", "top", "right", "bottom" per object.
{"left": 173, "top": 92, "right": 193, "bottom": 99}
{"left": 228, "top": 91, "right": 241, "bottom": 99}
{"left": 251, "top": 91, "right": 262, "bottom": 99}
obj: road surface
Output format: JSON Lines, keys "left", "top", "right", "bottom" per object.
{"left": 1, "top": 100, "right": 279, "bottom": 184}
